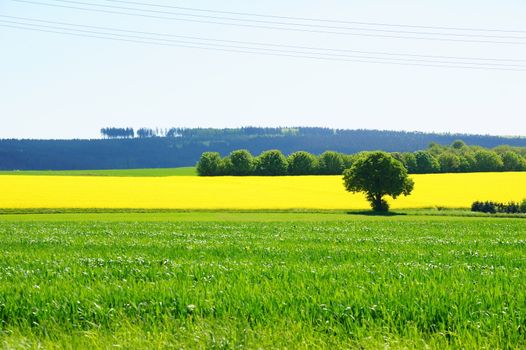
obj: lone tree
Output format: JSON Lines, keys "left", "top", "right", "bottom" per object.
{"left": 343, "top": 151, "right": 414, "bottom": 212}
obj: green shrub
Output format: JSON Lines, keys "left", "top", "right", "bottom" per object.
{"left": 471, "top": 200, "right": 525, "bottom": 214}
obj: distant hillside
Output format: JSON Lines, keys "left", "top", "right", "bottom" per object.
{"left": 1, "top": 128, "right": 525, "bottom": 170}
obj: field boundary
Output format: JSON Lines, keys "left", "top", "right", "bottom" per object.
{"left": 0, "top": 207, "right": 525, "bottom": 219}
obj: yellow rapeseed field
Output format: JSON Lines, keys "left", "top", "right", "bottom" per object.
{"left": 0, "top": 172, "right": 525, "bottom": 209}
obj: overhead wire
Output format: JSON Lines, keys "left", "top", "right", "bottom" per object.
{"left": 9, "top": 0, "right": 526, "bottom": 45}
{"left": 2, "top": 22, "right": 525, "bottom": 71}
{"left": 2, "top": 15, "right": 525, "bottom": 64}
{"left": 102, "top": 0, "right": 526, "bottom": 35}
{"left": 22, "top": 0, "right": 526, "bottom": 40}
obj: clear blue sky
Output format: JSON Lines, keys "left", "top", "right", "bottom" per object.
{"left": 1, "top": 0, "right": 525, "bottom": 139}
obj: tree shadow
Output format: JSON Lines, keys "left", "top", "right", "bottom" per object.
{"left": 345, "top": 210, "right": 407, "bottom": 217}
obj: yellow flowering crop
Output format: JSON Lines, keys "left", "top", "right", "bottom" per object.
{"left": 0, "top": 172, "right": 525, "bottom": 209}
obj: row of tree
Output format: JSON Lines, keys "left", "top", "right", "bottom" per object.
{"left": 5, "top": 130, "right": 526, "bottom": 171}
{"left": 98, "top": 127, "right": 526, "bottom": 151}
{"left": 197, "top": 140, "right": 526, "bottom": 176}
{"left": 100, "top": 127, "right": 135, "bottom": 139}
{"left": 99, "top": 127, "right": 349, "bottom": 139}
{"left": 101, "top": 128, "right": 173, "bottom": 139}
{"left": 100, "top": 127, "right": 319, "bottom": 139}
{"left": 405, "top": 140, "right": 526, "bottom": 173}
{"left": 197, "top": 150, "right": 353, "bottom": 176}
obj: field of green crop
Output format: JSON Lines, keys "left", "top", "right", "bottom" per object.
{"left": 1, "top": 213, "right": 525, "bottom": 349}
{"left": 0, "top": 167, "right": 197, "bottom": 177}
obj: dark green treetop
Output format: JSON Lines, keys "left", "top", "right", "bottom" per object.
{"left": 343, "top": 151, "right": 414, "bottom": 212}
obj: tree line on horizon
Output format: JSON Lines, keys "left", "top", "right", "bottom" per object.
{"left": 100, "top": 126, "right": 526, "bottom": 144}
{"left": 100, "top": 127, "right": 135, "bottom": 139}
{"left": 100, "top": 127, "right": 348, "bottom": 139}
{"left": 100, "top": 127, "right": 172, "bottom": 139}
{"left": 3, "top": 129, "right": 526, "bottom": 171}
{"left": 197, "top": 140, "right": 526, "bottom": 176}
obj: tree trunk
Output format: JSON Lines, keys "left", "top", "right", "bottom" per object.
{"left": 371, "top": 193, "right": 388, "bottom": 212}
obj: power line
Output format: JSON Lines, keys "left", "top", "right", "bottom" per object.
{"left": 10, "top": 0, "right": 526, "bottom": 45}
{"left": 103, "top": 0, "right": 526, "bottom": 35}
{"left": 2, "top": 23, "right": 525, "bottom": 72}
{"left": 3, "top": 15, "right": 524, "bottom": 64}
{"left": 2, "top": 19, "right": 525, "bottom": 68}
{"left": 27, "top": 0, "right": 526, "bottom": 40}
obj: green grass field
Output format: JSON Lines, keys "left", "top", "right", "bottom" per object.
{"left": 0, "top": 167, "right": 197, "bottom": 177}
{"left": 1, "top": 212, "right": 525, "bottom": 349}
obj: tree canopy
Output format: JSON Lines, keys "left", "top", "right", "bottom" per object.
{"left": 3, "top": 128, "right": 526, "bottom": 172}
{"left": 196, "top": 152, "right": 222, "bottom": 176}
{"left": 343, "top": 152, "right": 414, "bottom": 212}
{"left": 287, "top": 151, "right": 318, "bottom": 175}
{"left": 254, "top": 150, "right": 288, "bottom": 176}
{"left": 318, "top": 151, "right": 345, "bottom": 175}
{"left": 226, "top": 150, "right": 254, "bottom": 176}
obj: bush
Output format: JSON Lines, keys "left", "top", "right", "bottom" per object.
{"left": 255, "top": 150, "right": 288, "bottom": 176}
{"left": 471, "top": 200, "right": 526, "bottom": 214}
{"left": 196, "top": 152, "right": 223, "bottom": 176}
{"left": 287, "top": 151, "right": 317, "bottom": 175}
{"left": 318, "top": 151, "right": 345, "bottom": 175}
{"left": 471, "top": 201, "right": 484, "bottom": 213}
{"left": 504, "top": 202, "right": 520, "bottom": 214}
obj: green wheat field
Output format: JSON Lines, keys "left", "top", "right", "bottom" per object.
{"left": 1, "top": 212, "right": 525, "bottom": 349}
